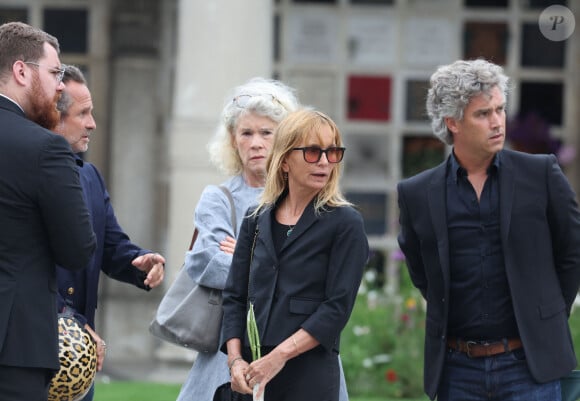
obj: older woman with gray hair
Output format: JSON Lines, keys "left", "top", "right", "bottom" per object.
{"left": 176, "top": 78, "right": 350, "bottom": 401}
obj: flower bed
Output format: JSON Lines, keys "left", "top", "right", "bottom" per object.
{"left": 342, "top": 253, "right": 425, "bottom": 399}
{"left": 342, "top": 251, "right": 580, "bottom": 399}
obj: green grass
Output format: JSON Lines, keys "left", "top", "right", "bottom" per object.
{"left": 94, "top": 381, "right": 429, "bottom": 401}
{"left": 95, "top": 381, "right": 180, "bottom": 401}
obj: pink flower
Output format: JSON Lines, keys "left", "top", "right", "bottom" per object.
{"left": 558, "top": 145, "right": 576, "bottom": 166}
{"left": 391, "top": 248, "right": 406, "bottom": 262}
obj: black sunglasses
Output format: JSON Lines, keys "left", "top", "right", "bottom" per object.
{"left": 292, "top": 146, "right": 345, "bottom": 163}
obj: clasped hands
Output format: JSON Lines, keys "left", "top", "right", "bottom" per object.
{"left": 230, "top": 352, "right": 285, "bottom": 399}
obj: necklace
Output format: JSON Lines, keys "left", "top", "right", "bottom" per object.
{"left": 283, "top": 201, "right": 299, "bottom": 237}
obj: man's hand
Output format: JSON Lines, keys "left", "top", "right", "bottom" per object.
{"left": 132, "top": 252, "right": 165, "bottom": 288}
{"left": 85, "top": 325, "right": 106, "bottom": 371}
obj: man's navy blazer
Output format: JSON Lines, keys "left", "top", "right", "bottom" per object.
{"left": 0, "top": 96, "right": 96, "bottom": 370}
{"left": 397, "top": 149, "right": 580, "bottom": 400}
{"left": 56, "top": 156, "right": 151, "bottom": 329}
{"left": 222, "top": 200, "right": 369, "bottom": 354}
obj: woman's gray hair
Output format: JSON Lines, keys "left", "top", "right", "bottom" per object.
{"left": 208, "top": 77, "right": 300, "bottom": 176}
{"left": 426, "top": 59, "right": 509, "bottom": 145}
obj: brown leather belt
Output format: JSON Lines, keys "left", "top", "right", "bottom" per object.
{"left": 447, "top": 337, "right": 523, "bottom": 358}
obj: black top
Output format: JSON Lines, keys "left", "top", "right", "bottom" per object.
{"left": 446, "top": 152, "right": 519, "bottom": 340}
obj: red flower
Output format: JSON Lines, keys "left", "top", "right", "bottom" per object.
{"left": 385, "top": 368, "right": 398, "bottom": 382}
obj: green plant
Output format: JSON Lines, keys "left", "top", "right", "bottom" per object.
{"left": 341, "top": 251, "right": 425, "bottom": 399}
{"left": 94, "top": 381, "right": 180, "bottom": 401}
{"left": 569, "top": 303, "right": 580, "bottom": 369}
{"left": 342, "top": 250, "right": 580, "bottom": 400}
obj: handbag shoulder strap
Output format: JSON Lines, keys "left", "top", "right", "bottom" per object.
{"left": 188, "top": 228, "right": 199, "bottom": 251}
{"left": 187, "top": 185, "right": 236, "bottom": 252}
{"left": 247, "top": 217, "right": 259, "bottom": 299}
{"left": 218, "top": 185, "right": 237, "bottom": 237}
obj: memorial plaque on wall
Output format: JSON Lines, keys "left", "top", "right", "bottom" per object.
{"left": 519, "top": 81, "right": 563, "bottom": 126}
{"left": 347, "top": 13, "right": 396, "bottom": 67}
{"left": 345, "top": 191, "right": 388, "bottom": 235}
{"left": 44, "top": 8, "right": 88, "bottom": 53}
{"left": 344, "top": 132, "right": 390, "bottom": 179}
{"left": 407, "top": 0, "right": 456, "bottom": 11}
{"left": 350, "top": 0, "right": 394, "bottom": 4}
{"left": 287, "top": 71, "right": 337, "bottom": 119}
{"left": 0, "top": 8, "right": 27, "bottom": 24}
{"left": 347, "top": 75, "right": 391, "bottom": 121}
{"left": 521, "top": 22, "right": 565, "bottom": 68}
{"left": 285, "top": 9, "right": 339, "bottom": 64}
{"left": 522, "top": 0, "right": 568, "bottom": 8}
{"left": 405, "top": 79, "right": 430, "bottom": 122}
{"left": 403, "top": 17, "right": 455, "bottom": 67}
{"left": 464, "top": 0, "right": 508, "bottom": 6}
{"left": 293, "top": 0, "right": 337, "bottom": 3}
{"left": 463, "top": 21, "right": 507, "bottom": 65}
{"left": 402, "top": 135, "right": 446, "bottom": 178}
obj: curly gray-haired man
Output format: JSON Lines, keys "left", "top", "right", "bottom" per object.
{"left": 398, "top": 58, "right": 580, "bottom": 401}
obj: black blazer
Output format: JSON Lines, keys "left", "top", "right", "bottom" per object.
{"left": 397, "top": 149, "right": 580, "bottom": 399}
{"left": 0, "top": 96, "right": 96, "bottom": 370}
{"left": 222, "top": 199, "right": 369, "bottom": 353}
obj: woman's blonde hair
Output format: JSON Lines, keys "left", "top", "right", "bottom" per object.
{"left": 257, "top": 108, "right": 351, "bottom": 214}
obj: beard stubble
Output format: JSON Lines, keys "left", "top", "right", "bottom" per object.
{"left": 26, "top": 73, "right": 61, "bottom": 130}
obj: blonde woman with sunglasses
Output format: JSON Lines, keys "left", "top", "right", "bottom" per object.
{"left": 222, "top": 109, "right": 369, "bottom": 401}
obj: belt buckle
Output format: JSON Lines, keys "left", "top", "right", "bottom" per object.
{"left": 466, "top": 341, "right": 478, "bottom": 358}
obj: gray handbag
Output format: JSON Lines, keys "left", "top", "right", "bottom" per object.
{"left": 149, "top": 185, "right": 236, "bottom": 352}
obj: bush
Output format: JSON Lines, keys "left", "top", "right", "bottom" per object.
{"left": 570, "top": 302, "right": 580, "bottom": 363}
{"left": 342, "top": 250, "right": 580, "bottom": 400}
{"left": 342, "top": 254, "right": 425, "bottom": 399}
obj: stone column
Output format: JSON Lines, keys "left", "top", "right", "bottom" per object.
{"left": 158, "top": 0, "right": 273, "bottom": 362}
{"left": 96, "top": 0, "right": 175, "bottom": 363}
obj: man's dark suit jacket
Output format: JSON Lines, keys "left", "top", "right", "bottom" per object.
{"left": 222, "top": 200, "right": 369, "bottom": 354}
{"left": 57, "top": 156, "right": 151, "bottom": 329}
{"left": 0, "top": 95, "right": 96, "bottom": 371}
{"left": 397, "top": 149, "right": 580, "bottom": 400}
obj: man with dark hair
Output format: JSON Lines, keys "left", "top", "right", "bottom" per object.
{"left": 0, "top": 22, "right": 96, "bottom": 401}
{"left": 54, "top": 64, "right": 165, "bottom": 401}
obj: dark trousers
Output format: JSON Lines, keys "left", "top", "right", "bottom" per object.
{"left": 0, "top": 364, "right": 54, "bottom": 401}
{"left": 243, "top": 346, "right": 340, "bottom": 401}
{"left": 438, "top": 348, "right": 561, "bottom": 401}
{"left": 80, "top": 383, "right": 95, "bottom": 401}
